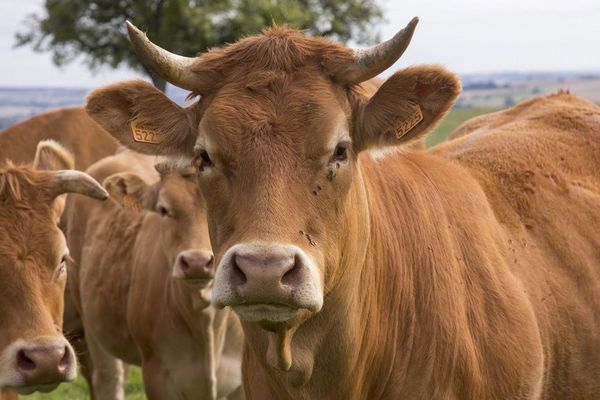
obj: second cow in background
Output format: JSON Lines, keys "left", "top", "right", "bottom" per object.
{"left": 65, "top": 149, "right": 243, "bottom": 400}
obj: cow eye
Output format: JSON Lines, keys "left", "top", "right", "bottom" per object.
{"left": 57, "top": 253, "right": 68, "bottom": 276}
{"left": 157, "top": 204, "right": 170, "bottom": 217}
{"left": 332, "top": 143, "right": 349, "bottom": 162}
{"left": 197, "top": 150, "right": 214, "bottom": 172}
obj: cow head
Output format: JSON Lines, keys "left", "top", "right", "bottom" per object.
{"left": 104, "top": 164, "right": 214, "bottom": 289}
{"left": 86, "top": 19, "right": 460, "bottom": 330}
{"left": 0, "top": 141, "right": 107, "bottom": 393}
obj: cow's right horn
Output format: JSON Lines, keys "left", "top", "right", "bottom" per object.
{"left": 51, "top": 170, "right": 109, "bottom": 200}
{"left": 126, "top": 21, "right": 204, "bottom": 91}
{"left": 339, "top": 17, "right": 419, "bottom": 84}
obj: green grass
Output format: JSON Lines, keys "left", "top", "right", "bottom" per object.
{"left": 426, "top": 107, "right": 498, "bottom": 147}
{"left": 22, "top": 367, "right": 146, "bottom": 400}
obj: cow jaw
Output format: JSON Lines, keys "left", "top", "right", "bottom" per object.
{"left": 212, "top": 243, "right": 323, "bottom": 323}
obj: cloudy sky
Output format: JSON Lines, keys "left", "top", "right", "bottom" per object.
{"left": 0, "top": 0, "right": 599, "bottom": 88}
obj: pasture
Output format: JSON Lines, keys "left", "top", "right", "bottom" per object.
{"left": 23, "top": 368, "right": 146, "bottom": 400}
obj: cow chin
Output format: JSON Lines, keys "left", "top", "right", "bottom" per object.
{"left": 233, "top": 304, "right": 300, "bottom": 323}
{"left": 212, "top": 243, "right": 324, "bottom": 322}
{"left": 12, "top": 383, "right": 61, "bottom": 395}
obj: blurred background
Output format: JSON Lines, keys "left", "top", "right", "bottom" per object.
{"left": 1, "top": 0, "right": 599, "bottom": 147}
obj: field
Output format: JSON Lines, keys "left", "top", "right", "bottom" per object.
{"left": 426, "top": 107, "right": 496, "bottom": 147}
{"left": 23, "top": 367, "right": 146, "bottom": 400}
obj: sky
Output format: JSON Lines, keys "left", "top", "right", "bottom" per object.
{"left": 0, "top": 0, "right": 599, "bottom": 88}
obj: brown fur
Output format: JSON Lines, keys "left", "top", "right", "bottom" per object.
{"left": 86, "top": 26, "right": 599, "bottom": 399}
{"left": 0, "top": 107, "right": 118, "bottom": 170}
{"left": 0, "top": 143, "right": 73, "bottom": 396}
{"left": 0, "top": 109, "right": 119, "bottom": 398}
{"left": 64, "top": 150, "right": 243, "bottom": 400}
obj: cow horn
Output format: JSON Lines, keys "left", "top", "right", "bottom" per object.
{"left": 341, "top": 17, "right": 419, "bottom": 84}
{"left": 126, "top": 21, "right": 202, "bottom": 91}
{"left": 51, "top": 170, "right": 109, "bottom": 200}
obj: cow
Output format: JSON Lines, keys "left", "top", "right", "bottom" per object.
{"left": 85, "top": 17, "right": 600, "bottom": 399}
{"left": 65, "top": 149, "right": 244, "bottom": 400}
{"left": 0, "top": 107, "right": 118, "bottom": 170}
{"left": 0, "top": 107, "right": 120, "bottom": 398}
{"left": 0, "top": 140, "right": 107, "bottom": 396}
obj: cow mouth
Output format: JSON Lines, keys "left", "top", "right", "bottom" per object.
{"left": 11, "top": 382, "right": 62, "bottom": 395}
{"left": 233, "top": 303, "right": 300, "bottom": 322}
{"left": 181, "top": 277, "right": 213, "bottom": 289}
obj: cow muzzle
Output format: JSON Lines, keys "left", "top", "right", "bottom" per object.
{"left": 0, "top": 337, "right": 76, "bottom": 394}
{"left": 172, "top": 249, "right": 215, "bottom": 289}
{"left": 212, "top": 243, "right": 323, "bottom": 322}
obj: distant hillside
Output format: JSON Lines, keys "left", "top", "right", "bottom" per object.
{"left": 1, "top": 71, "right": 599, "bottom": 130}
{"left": 0, "top": 85, "right": 190, "bottom": 130}
{"left": 457, "top": 70, "right": 600, "bottom": 108}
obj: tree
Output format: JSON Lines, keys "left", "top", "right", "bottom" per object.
{"left": 15, "top": 0, "right": 384, "bottom": 92}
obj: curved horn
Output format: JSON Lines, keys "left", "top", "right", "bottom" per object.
{"left": 51, "top": 170, "right": 109, "bottom": 200}
{"left": 126, "top": 21, "right": 203, "bottom": 91}
{"left": 341, "top": 17, "right": 419, "bottom": 84}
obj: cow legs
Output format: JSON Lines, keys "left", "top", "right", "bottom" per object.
{"left": 141, "top": 361, "right": 180, "bottom": 400}
{"left": 86, "top": 333, "right": 125, "bottom": 400}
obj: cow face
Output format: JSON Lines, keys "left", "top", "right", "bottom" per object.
{"left": 0, "top": 141, "right": 107, "bottom": 393}
{"left": 104, "top": 165, "right": 214, "bottom": 289}
{"left": 86, "top": 20, "right": 460, "bottom": 328}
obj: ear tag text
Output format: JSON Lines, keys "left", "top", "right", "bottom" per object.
{"left": 395, "top": 103, "right": 423, "bottom": 139}
{"left": 131, "top": 121, "right": 162, "bottom": 144}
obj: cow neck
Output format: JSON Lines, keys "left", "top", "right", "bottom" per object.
{"left": 169, "top": 270, "right": 214, "bottom": 333}
{"left": 241, "top": 159, "right": 373, "bottom": 399}
{"left": 245, "top": 150, "right": 524, "bottom": 399}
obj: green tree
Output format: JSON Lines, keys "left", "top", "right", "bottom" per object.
{"left": 16, "top": 0, "right": 384, "bottom": 92}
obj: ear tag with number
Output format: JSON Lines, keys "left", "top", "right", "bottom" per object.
{"left": 131, "top": 120, "right": 162, "bottom": 144}
{"left": 394, "top": 103, "right": 424, "bottom": 139}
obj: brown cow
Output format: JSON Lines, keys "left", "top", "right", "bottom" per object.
{"left": 65, "top": 149, "right": 243, "bottom": 400}
{"left": 0, "top": 107, "right": 118, "bottom": 170}
{"left": 86, "top": 18, "right": 600, "bottom": 399}
{"left": 0, "top": 107, "right": 119, "bottom": 399}
{"left": 0, "top": 141, "right": 107, "bottom": 395}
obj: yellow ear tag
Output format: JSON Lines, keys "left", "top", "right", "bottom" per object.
{"left": 131, "top": 120, "right": 162, "bottom": 144}
{"left": 395, "top": 103, "right": 423, "bottom": 139}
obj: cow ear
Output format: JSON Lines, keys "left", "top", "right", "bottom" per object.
{"left": 33, "top": 140, "right": 75, "bottom": 171}
{"left": 86, "top": 80, "right": 197, "bottom": 158}
{"left": 352, "top": 66, "right": 460, "bottom": 151}
{"left": 33, "top": 140, "right": 76, "bottom": 218}
{"left": 103, "top": 172, "right": 152, "bottom": 212}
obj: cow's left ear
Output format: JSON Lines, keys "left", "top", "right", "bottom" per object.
{"left": 86, "top": 80, "right": 197, "bottom": 158}
{"left": 352, "top": 65, "right": 460, "bottom": 151}
{"left": 103, "top": 172, "right": 152, "bottom": 212}
{"left": 33, "top": 140, "right": 75, "bottom": 171}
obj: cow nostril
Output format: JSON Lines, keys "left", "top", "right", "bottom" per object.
{"left": 58, "top": 346, "right": 70, "bottom": 370}
{"left": 180, "top": 255, "right": 190, "bottom": 271}
{"left": 281, "top": 255, "right": 301, "bottom": 286}
{"left": 17, "top": 350, "right": 36, "bottom": 371}
{"left": 206, "top": 255, "right": 214, "bottom": 270}
{"left": 231, "top": 256, "right": 248, "bottom": 286}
